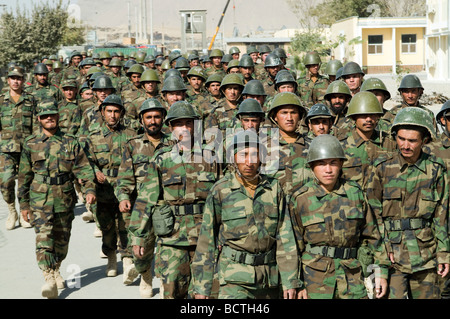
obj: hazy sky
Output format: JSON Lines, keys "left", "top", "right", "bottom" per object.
{"left": 7, "top": 0, "right": 303, "bottom": 37}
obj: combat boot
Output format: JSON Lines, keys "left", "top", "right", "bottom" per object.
{"left": 19, "top": 213, "right": 32, "bottom": 228}
{"left": 81, "top": 203, "right": 94, "bottom": 222}
{"left": 105, "top": 251, "right": 117, "bottom": 277}
{"left": 5, "top": 203, "right": 18, "bottom": 230}
{"left": 54, "top": 266, "right": 65, "bottom": 289}
{"left": 139, "top": 269, "right": 153, "bottom": 298}
{"left": 41, "top": 269, "right": 58, "bottom": 299}
{"left": 122, "top": 257, "right": 139, "bottom": 285}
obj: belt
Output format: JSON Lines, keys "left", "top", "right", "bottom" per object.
{"left": 305, "top": 243, "right": 358, "bottom": 259}
{"left": 222, "top": 245, "right": 276, "bottom": 266}
{"left": 172, "top": 203, "right": 204, "bottom": 216}
{"left": 384, "top": 218, "right": 431, "bottom": 231}
{"left": 34, "top": 174, "right": 71, "bottom": 185}
{"left": 103, "top": 168, "right": 119, "bottom": 178}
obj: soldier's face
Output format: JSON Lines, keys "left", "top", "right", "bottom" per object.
{"left": 370, "top": 89, "right": 388, "bottom": 105}
{"left": 261, "top": 52, "right": 269, "bottom": 62}
{"left": 329, "top": 94, "right": 347, "bottom": 114}
{"left": 232, "top": 53, "right": 240, "bottom": 60}
{"left": 35, "top": 74, "right": 48, "bottom": 85}
{"left": 39, "top": 113, "right": 59, "bottom": 131}
{"left": 235, "top": 147, "right": 260, "bottom": 179}
{"left": 240, "top": 67, "right": 254, "bottom": 80}
{"left": 170, "top": 118, "right": 194, "bottom": 143}
{"left": 102, "top": 105, "right": 122, "bottom": 127}
{"left": 95, "top": 88, "right": 113, "bottom": 102}
{"left": 395, "top": 128, "right": 424, "bottom": 164}
{"left": 244, "top": 94, "right": 265, "bottom": 106}
{"left": 101, "top": 58, "right": 111, "bottom": 66}
{"left": 63, "top": 86, "right": 77, "bottom": 100}
{"left": 344, "top": 74, "right": 363, "bottom": 91}
{"left": 222, "top": 85, "right": 242, "bottom": 102}
{"left": 250, "top": 53, "right": 259, "bottom": 63}
{"left": 311, "top": 158, "right": 343, "bottom": 192}
{"left": 400, "top": 88, "right": 421, "bottom": 106}
{"left": 130, "top": 74, "right": 141, "bottom": 86}
{"left": 277, "top": 83, "right": 296, "bottom": 93}
{"left": 228, "top": 67, "right": 240, "bottom": 74}
{"left": 308, "top": 118, "right": 332, "bottom": 136}
{"left": 111, "top": 66, "right": 121, "bottom": 75}
{"left": 240, "top": 117, "right": 262, "bottom": 131}
{"left": 190, "top": 59, "right": 199, "bottom": 67}
{"left": 81, "top": 89, "right": 94, "bottom": 100}
{"left": 7, "top": 76, "right": 24, "bottom": 91}
{"left": 440, "top": 113, "right": 450, "bottom": 133}
{"left": 143, "top": 81, "right": 159, "bottom": 94}
{"left": 141, "top": 110, "right": 164, "bottom": 136}
{"left": 207, "top": 82, "right": 221, "bottom": 97}
{"left": 266, "top": 66, "right": 281, "bottom": 78}
{"left": 307, "top": 64, "right": 320, "bottom": 76}
{"left": 72, "top": 56, "right": 82, "bottom": 67}
{"left": 353, "top": 114, "right": 380, "bottom": 136}
{"left": 274, "top": 105, "right": 301, "bottom": 133}
{"left": 211, "top": 57, "right": 222, "bottom": 67}
{"left": 165, "top": 91, "right": 185, "bottom": 106}
{"left": 188, "top": 76, "right": 204, "bottom": 90}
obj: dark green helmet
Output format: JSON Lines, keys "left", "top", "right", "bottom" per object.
{"left": 144, "top": 54, "right": 156, "bottom": 63}
{"left": 161, "top": 76, "right": 187, "bottom": 92}
{"left": 259, "top": 45, "right": 272, "bottom": 54}
{"left": 264, "top": 53, "right": 282, "bottom": 68}
{"left": 238, "top": 55, "right": 255, "bottom": 68}
{"left": 101, "top": 94, "right": 123, "bottom": 109}
{"left": 221, "top": 54, "right": 233, "bottom": 63}
{"left": 33, "top": 63, "right": 49, "bottom": 74}
{"left": 99, "top": 51, "right": 112, "bottom": 60}
{"left": 346, "top": 91, "right": 383, "bottom": 117}
{"left": 187, "top": 66, "right": 206, "bottom": 81}
{"left": 307, "top": 134, "right": 347, "bottom": 164}
{"left": 242, "top": 79, "right": 267, "bottom": 96}
{"left": 341, "top": 61, "right": 364, "bottom": 77}
{"left": 227, "top": 129, "right": 266, "bottom": 162}
{"left": 209, "top": 49, "right": 224, "bottom": 58}
{"left": 205, "top": 73, "right": 224, "bottom": 87}
{"left": 360, "top": 77, "right": 391, "bottom": 100}
{"left": 165, "top": 100, "right": 199, "bottom": 125}
{"left": 175, "top": 57, "right": 190, "bottom": 70}
{"left": 324, "top": 80, "right": 352, "bottom": 100}
{"left": 304, "top": 51, "right": 321, "bottom": 66}
{"left": 272, "top": 47, "right": 287, "bottom": 59}
{"left": 237, "top": 98, "right": 265, "bottom": 119}
{"left": 155, "top": 56, "right": 165, "bottom": 65}
{"left": 398, "top": 74, "right": 424, "bottom": 91}
{"left": 275, "top": 70, "right": 297, "bottom": 90}
{"left": 268, "top": 92, "right": 306, "bottom": 123}
{"left": 246, "top": 45, "right": 259, "bottom": 55}
{"left": 336, "top": 67, "right": 344, "bottom": 80}
{"left": 227, "top": 59, "right": 240, "bottom": 71}
{"left": 436, "top": 100, "right": 450, "bottom": 124}
{"left": 109, "top": 58, "right": 123, "bottom": 67}
{"left": 92, "top": 75, "right": 115, "bottom": 91}
{"left": 164, "top": 68, "right": 182, "bottom": 80}
{"left": 220, "top": 73, "right": 244, "bottom": 90}
{"left": 325, "top": 60, "right": 344, "bottom": 76}
{"left": 124, "top": 59, "right": 137, "bottom": 70}
{"left": 140, "top": 69, "right": 161, "bottom": 83}
{"left": 126, "top": 64, "right": 145, "bottom": 75}
{"left": 139, "top": 98, "right": 167, "bottom": 118}
{"left": 229, "top": 47, "right": 241, "bottom": 54}
{"left": 161, "top": 59, "right": 171, "bottom": 70}
{"left": 391, "top": 107, "right": 435, "bottom": 141}
{"left": 188, "top": 53, "right": 200, "bottom": 62}
{"left": 168, "top": 51, "right": 182, "bottom": 63}
{"left": 305, "top": 103, "right": 334, "bottom": 123}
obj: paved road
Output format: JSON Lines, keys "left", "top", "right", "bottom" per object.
{"left": 0, "top": 188, "right": 161, "bottom": 299}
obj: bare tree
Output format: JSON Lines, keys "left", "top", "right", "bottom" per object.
{"left": 373, "top": 0, "right": 426, "bottom": 17}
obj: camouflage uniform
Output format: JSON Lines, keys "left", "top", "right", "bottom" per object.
{"left": 289, "top": 177, "right": 390, "bottom": 299}
{"left": 192, "top": 172, "right": 300, "bottom": 299}
{"left": 297, "top": 74, "right": 330, "bottom": 108}
{"left": 366, "top": 150, "right": 450, "bottom": 299}
{"left": 18, "top": 126, "right": 96, "bottom": 272}
{"left": 57, "top": 98, "right": 82, "bottom": 136}
{"left": 122, "top": 93, "right": 165, "bottom": 133}
{"left": 203, "top": 98, "right": 241, "bottom": 140}
{"left": 24, "top": 81, "right": 63, "bottom": 105}
{"left": 128, "top": 141, "right": 221, "bottom": 299}
{"left": 381, "top": 102, "right": 438, "bottom": 134}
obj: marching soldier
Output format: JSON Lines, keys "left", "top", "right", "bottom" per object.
{"left": 25, "top": 63, "right": 63, "bottom": 105}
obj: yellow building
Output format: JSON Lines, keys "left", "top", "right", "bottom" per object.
{"left": 331, "top": 16, "right": 426, "bottom": 74}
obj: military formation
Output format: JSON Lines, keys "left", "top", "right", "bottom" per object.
{"left": 1, "top": 45, "right": 449, "bottom": 300}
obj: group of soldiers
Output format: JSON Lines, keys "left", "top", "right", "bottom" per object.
{"left": 0, "top": 43, "right": 449, "bottom": 300}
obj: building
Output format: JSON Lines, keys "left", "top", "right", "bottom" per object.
{"left": 425, "top": 0, "right": 450, "bottom": 81}
{"left": 331, "top": 16, "right": 427, "bottom": 74}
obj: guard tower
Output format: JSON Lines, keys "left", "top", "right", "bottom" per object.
{"left": 180, "top": 10, "right": 207, "bottom": 53}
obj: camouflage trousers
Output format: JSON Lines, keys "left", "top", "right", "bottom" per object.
{"left": 388, "top": 268, "right": 441, "bottom": 299}
{"left": 31, "top": 209, "right": 74, "bottom": 271}
{"left": 155, "top": 244, "right": 196, "bottom": 299}
{"left": 0, "top": 152, "right": 20, "bottom": 204}
{"left": 133, "top": 227, "right": 156, "bottom": 274}
{"left": 95, "top": 200, "right": 130, "bottom": 258}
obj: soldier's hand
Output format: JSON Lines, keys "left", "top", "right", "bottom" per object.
{"left": 375, "top": 278, "right": 388, "bottom": 299}
{"left": 21, "top": 210, "right": 31, "bottom": 223}
{"left": 119, "top": 200, "right": 132, "bottom": 213}
{"left": 388, "top": 252, "right": 395, "bottom": 264}
{"left": 283, "top": 288, "right": 297, "bottom": 299}
{"left": 86, "top": 193, "right": 96, "bottom": 205}
{"left": 194, "top": 294, "right": 209, "bottom": 299}
{"left": 438, "top": 263, "right": 450, "bottom": 278}
{"left": 297, "top": 288, "right": 308, "bottom": 299}
{"left": 132, "top": 245, "right": 145, "bottom": 259}
{"left": 95, "top": 171, "right": 106, "bottom": 184}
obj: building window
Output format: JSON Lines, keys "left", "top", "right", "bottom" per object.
{"left": 368, "top": 35, "right": 383, "bottom": 54}
{"left": 402, "top": 34, "right": 417, "bottom": 53}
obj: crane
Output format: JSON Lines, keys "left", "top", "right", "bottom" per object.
{"left": 208, "top": 0, "right": 231, "bottom": 50}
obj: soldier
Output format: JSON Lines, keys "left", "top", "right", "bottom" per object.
{"left": 360, "top": 77, "right": 392, "bottom": 133}
{"left": 0, "top": 66, "right": 36, "bottom": 230}
{"left": 188, "top": 53, "right": 200, "bottom": 68}
{"left": 297, "top": 51, "right": 330, "bottom": 108}
{"left": 261, "top": 53, "right": 283, "bottom": 97}
{"left": 115, "top": 98, "right": 171, "bottom": 297}
{"left": 160, "top": 75, "right": 188, "bottom": 110}
{"left": 289, "top": 134, "right": 389, "bottom": 299}
{"left": 325, "top": 59, "right": 343, "bottom": 82}
{"left": 129, "top": 101, "right": 221, "bottom": 299}
{"left": 220, "top": 54, "right": 233, "bottom": 73}
{"left": 192, "top": 130, "right": 300, "bottom": 299}
{"left": 49, "top": 61, "right": 64, "bottom": 88}
{"left": 264, "top": 70, "right": 299, "bottom": 115}
{"left": 239, "top": 55, "right": 255, "bottom": 84}
{"left": 340, "top": 61, "right": 365, "bottom": 96}
{"left": 60, "top": 51, "right": 82, "bottom": 82}
{"left": 197, "top": 73, "right": 223, "bottom": 120}
{"left": 366, "top": 107, "right": 450, "bottom": 299}
{"left": 225, "top": 60, "right": 240, "bottom": 74}
{"left": 382, "top": 74, "right": 438, "bottom": 134}
{"left": 175, "top": 57, "right": 191, "bottom": 84}
{"left": 186, "top": 66, "right": 208, "bottom": 99}
{"left": 143, "top": 54, "right": 156, "bottom": 70}
{"left": 205, "top": 49, "right": 226, "bottom": 78}
{"left": 121, "top": 64, "right": 146, "bottom": 106}
{"left": 241, "top": 79, "right": 271, "bottom": 128}
{"left": 254, "top": 45, "right": 270, "bottom": 81}
{"left": 84, "top": 94, "right": 136, "bottom": 279}
{"left": 303, "top": 103, "right": 335, "bottom": 148}
{"left": 106, "top": 57, "right": 126, "bottom": 89}
{"left": 18, "top": 101, "right": 96, "bottom": 299}
{"left": 324, "top": 80, "right": 353, "bottom": 132}
{"left": 25, "top": 63, "right": 63, "bottom": 105}
{"left": 77, "top": 57, "right": 96, "bottom": 86}
{"left": 229, "top": 46, "right": 241, "bottom": 60}
{"left": 99, "top": 51, "right": 112, "bottom": 71}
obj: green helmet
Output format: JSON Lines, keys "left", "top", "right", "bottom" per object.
{"left": 346, "top": 91, "right": 383, "bottom": 117}
{"left": 341, "top": 61, "right": 364, "bottom": 77}
{"left": 336, "top": 67, "right": 344, "bottom": 80}
{"left": 268, "top": 92, "right": 306, "bottom": 122}
{"left": 100, "top": 94, "right": 124, "bottom": 110}
{"left": 209, "top": 49, "right": 224, "bottom": 58}
{"left": 360, "top": 77, "right": 391, "bottom": 100}
{"left": 259, "top": 45, "right": 271, "bottom": 54}
{"left": 161, "top": 59, "right": 171, "bottom": 70}
{"left": 168, "top": 51, "right": 182, "bottom": 63}
{"left": 175, "top": 57, "right": 190, "bottom": 70}
{"left": 60, "top": 78, "right": 78, "bottom": 89}
{"left": 124, "top": 60, "right": 137, "bottom": 70}
{"left": 109, "top": 58, "right": 123, "bottom": 67}
{"left": 140, "top": 69, "right": 161, "bottom": 83}
{"left": 238, "top": 55, "right": 255, "bottom": 68}
{"left": 227, "top": 129, "right": 266, "bottom": 162}
{"left": 229, "top": 47, "right": 241, "bottom": 54}
{"left": 391, "top": 107, "right": 435, "bottom": 141}
{"left": 242, "top": 79, "right": 267, "bottom": 96}
{"left": 33, "top": 63, "right": 49, "bottom": 74}
{"left": 275, "top": 70, "right": 297, "bottom": 90}
{"left": 86, "top": 66, "right": 103, "bottom": 77}
{"left": 307, "top": 134, "right": 347, "bottom": 164}
{"left": 127, "top": 64, "right": 145, "bottom": 76}
{"left": 155, "top": 56, "right": 165, "bottom": 65}
{"left": 205, "top": 73, "right": 224, "bottom": 87}
{"left": 161, "top": 76, "right": 187, "bottom": 92}
{"left": 37, "top": 99, "right": 59, "bottom": 117}
{"left": 136, "top": 51, "right": 147, "bottom": 63}
{"left": 226, "top": 59, "right": 240, "bottom": 71}
{"left": 187, "top": 66, "right": 206, "bottom": 81}
{"left": 398, "top": 74, "right": 424, "bottom": 91}
{"left": 201, "top": 55, "right": 211, "bottom": 63}
{"left": 220, "top": 73, "right": 244, "bottom": 90}
{"left": 221, "top": 54, "right": 233, "bottom": 63}
{"left": 144, "top": 54, "right": 156, "bottom": 63}
{"left": 99, "top": 51, "right": 112, "bottom": 59}
{"left": 88, "top": 72, "right": 105, "bottom": 87}
{"left": 188, "top": 53, "right": 200, "bottom": 62}
{"left": 324, "top": 80, "right": 352, "bottom": 100}
{"left": 273, "top": 47, "right": 287, "bottom": 59}
{"left": 164, "top": 68, "right": 182, "bottom": 80}
{"left": 325, "top": 60, "right": 343, "bottom": 76}
{"left": 44, "top": 59, "right": 53, "bottom": 66}
{"left": 49, "top": 54, "right": 58, "bottom": 61}
{"left": 264, "top": 53, "right": 282, "bottom": 68}
{"left": 236, "top": 98, "right": 265, "bottom": 119}
{"left": 164, "top": 100, "right": 199, "bottom": 125}
{"left": 92, "top": 75, "right": 115, "bottom": 91}
{"left": 70, "top": 51, "right": 82, "bottom": 60}
{"left": 79, "top": 57, "right": 96, "bottom": 67}
{"left": 305, "top": 103, "right": 334, "bottom": 123}
{"left": 246, "top": 45, "right": 259, "bottom": 55}
{"left": 52, "top": 61, "right": 63, "bottom": 69}
{"left": 139, "top": 98, "right": 167, "bottom": 119}
{"left": 304, "top": 51, "right": 321, "bottom": 66}
{"left": 436, "top": 100, "right": 450, "bottom": 124}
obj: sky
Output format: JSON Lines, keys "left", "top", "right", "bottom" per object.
{"left": 5, "top": 0, "right": 304, "bottom": 37}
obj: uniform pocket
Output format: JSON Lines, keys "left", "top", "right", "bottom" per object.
{"left": 382, "top": 187, "right": 402, "bottom": 218}
{"left": 219, "top": 258, "right": 255, "bottom": 285}
{"left": 161, "top": 174, "right": 183, "bottom": 201}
